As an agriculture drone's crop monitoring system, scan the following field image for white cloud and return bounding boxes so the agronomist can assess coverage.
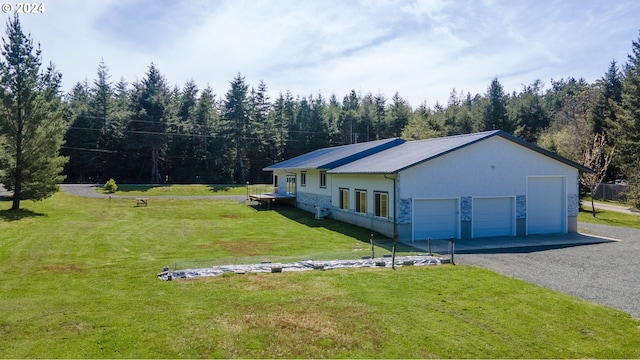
[8,0,640,106]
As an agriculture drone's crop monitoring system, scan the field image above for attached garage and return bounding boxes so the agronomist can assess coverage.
[527,176,566,234]
[267,130,590,242]
[472,197,515,238]
[413,198,459,240]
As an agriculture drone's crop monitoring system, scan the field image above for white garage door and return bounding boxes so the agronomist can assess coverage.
[473,197,514,238]
[413,199,458,240]
[527,177,566,234]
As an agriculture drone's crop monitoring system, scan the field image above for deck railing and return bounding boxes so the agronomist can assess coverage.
[247,184,276,199]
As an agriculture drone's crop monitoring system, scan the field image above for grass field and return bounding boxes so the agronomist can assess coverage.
[1,192,639,358]
[579,202,640,229]
[100,184,255,196]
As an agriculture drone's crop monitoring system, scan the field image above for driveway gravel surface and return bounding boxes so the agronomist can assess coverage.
[459,222,640,319]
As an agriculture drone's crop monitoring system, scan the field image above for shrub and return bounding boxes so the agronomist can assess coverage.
[627,183,640,209]
[104,178,118,193]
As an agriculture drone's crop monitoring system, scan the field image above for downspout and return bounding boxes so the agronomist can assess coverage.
[384,173,398,269]
[383,173,398,238]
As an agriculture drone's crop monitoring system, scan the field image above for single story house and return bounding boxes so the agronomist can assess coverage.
[263,130,591,242]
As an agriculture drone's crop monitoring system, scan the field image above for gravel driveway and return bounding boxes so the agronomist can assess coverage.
[459,222,640,319]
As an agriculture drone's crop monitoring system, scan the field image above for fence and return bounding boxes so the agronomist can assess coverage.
[163,234,454,278]
[593,184,629,202]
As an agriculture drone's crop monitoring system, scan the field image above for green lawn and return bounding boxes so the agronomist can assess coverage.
[579,203,640,229]
[100,184,256,196]
[1,193,639,358]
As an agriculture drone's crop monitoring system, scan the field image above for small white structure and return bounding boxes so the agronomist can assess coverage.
[264,130,591,242]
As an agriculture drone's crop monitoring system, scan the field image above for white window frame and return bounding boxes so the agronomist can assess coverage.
[355,189,367,214]
[300,171,306,187]
[374,191,388,218]
[339,188,349,210]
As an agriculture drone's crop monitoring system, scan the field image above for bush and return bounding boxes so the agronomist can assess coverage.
[627,184,640,209]
[104,178,118,193]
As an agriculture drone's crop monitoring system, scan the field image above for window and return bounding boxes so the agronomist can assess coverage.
[339,188,349,210]
[300,171,306,187]
[320,171,327,188]
[355,189,366,213]
[375,192,388,218]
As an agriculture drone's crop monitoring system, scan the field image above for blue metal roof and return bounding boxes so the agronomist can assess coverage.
[263,137,404,171]
[264,130,592,174]
[327,130,592,174]
[327,131,500,174]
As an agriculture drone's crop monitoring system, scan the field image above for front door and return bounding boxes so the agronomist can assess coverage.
[286,175,296,195]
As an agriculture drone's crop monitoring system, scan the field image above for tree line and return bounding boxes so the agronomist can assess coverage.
[2,12,640,210]
[62,66,417,185]
[63,37,640,190]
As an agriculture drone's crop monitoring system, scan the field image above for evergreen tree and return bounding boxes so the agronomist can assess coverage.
[222,73,250,183]
[62,81,97,182]
[129,63,171,183]
[268,93,287,163]
[168,80,198,182]
[459,92,483,134]
[194,86,220,183]
[289,95,312,155]
[247,80,271,182]
[0,15,67,210]
[307,94,329,149]
[340,90,361,144]
[401,102,441,140]
[104,78,131,181]
[483,78,513,132]
[359,93,376,142]
[323,94,342,145]
[373,93,387,139]
[385,92,411,137]
[511,80,550,143]
[588,61,624,181]
[90,60,118,181]
[590,61,623,137]
[619,32,640,184]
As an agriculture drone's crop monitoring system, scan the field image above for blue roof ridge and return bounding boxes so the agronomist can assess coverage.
[405,130,500,144]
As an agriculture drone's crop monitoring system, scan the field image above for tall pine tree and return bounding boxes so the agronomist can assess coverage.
[619,32,640,196]
[129,63,171,183]
[222,73,250,183]
[483,78,513,132]
[0,15,67,210]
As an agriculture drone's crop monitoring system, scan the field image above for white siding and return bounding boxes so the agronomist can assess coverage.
[330,174,395,219]
[298,169,332,197]
[398,136,578,199]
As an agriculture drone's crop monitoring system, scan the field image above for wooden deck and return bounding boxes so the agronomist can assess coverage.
[249,193,296,208]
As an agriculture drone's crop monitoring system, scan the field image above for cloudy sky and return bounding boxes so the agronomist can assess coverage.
[14,0,640,106]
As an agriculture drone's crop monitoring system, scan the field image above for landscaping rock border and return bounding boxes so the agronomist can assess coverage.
[159,255,444,280]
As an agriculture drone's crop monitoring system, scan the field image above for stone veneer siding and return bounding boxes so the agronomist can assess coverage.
[568,193,578,217]
[398,198,412,224]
